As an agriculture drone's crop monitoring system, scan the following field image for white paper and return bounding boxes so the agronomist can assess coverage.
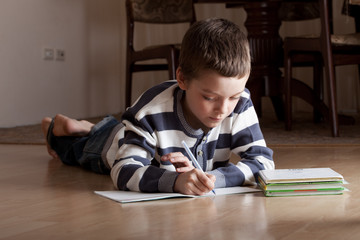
[95,186,261,203]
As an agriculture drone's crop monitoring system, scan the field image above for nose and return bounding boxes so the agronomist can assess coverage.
[215,99,227,115]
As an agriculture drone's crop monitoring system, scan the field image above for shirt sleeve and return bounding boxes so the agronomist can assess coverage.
[109,119,179,193]
[208,93,274,188]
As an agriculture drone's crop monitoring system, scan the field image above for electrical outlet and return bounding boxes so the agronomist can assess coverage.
[43,48,54,60]
[56,49,65,61]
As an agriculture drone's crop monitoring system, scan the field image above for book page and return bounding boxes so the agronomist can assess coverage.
[95,186,261,203]
[260,168,344,183]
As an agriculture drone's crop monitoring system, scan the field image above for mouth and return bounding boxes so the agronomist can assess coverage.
[209,117,222,122]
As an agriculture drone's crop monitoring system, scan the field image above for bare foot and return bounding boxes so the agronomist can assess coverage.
[41,117,60,159]
[52,114,94,137]
[41,114,94,159]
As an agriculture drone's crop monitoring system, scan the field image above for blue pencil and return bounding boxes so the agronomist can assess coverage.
[181,140,216,195]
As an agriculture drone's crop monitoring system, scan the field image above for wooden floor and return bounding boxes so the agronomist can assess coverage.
[1,144,360,240]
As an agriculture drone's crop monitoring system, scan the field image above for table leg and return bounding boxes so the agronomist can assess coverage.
[240,1,284,120]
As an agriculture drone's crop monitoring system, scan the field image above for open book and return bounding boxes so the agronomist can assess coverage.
[95,186,261,203]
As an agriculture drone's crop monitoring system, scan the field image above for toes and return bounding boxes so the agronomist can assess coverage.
[41,117,52,137]
[41,117,58,159]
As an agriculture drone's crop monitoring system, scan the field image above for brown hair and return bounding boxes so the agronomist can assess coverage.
[179,18,251,80]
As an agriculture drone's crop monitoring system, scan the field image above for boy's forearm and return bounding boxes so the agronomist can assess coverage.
[110,161,179,193]
[209,154,274,188]
[209,164,245,188]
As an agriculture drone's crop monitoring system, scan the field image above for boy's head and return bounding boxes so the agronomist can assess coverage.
[178,18,251,80]
[176,18,251,132]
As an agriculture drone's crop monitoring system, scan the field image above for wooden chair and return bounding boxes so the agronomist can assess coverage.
[125,0,196,107]
[283,0,360,137]
[342,0,360,32]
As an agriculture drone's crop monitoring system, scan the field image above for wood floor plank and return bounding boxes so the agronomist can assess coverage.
[1,144,359,239]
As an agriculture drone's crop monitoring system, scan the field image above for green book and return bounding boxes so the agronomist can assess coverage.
[259,168,344,184]
[258,168,345,197]
[258,176,343,191]
[262,188,344,197]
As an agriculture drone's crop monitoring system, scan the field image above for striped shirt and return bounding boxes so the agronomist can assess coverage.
[105,80,274,193]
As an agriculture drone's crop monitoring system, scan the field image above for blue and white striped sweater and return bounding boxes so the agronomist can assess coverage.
[106,80,274,193]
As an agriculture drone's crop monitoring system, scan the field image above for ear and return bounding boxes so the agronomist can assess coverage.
[176,67,187,90]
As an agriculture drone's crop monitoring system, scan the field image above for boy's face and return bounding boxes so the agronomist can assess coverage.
[177,69,249,132]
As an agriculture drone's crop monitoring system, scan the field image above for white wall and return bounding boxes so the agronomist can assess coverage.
[0,0,124,127]
[0,0,358,127]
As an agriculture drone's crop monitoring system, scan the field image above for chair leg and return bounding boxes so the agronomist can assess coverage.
[313,54,324,123]
[354,15,360,81]
[270,96,285,121]
[323,56,339,137]
[284,52,293,131]
[125,63,133,108]
[167,48,178,80]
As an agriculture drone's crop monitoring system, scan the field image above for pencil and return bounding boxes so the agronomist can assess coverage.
[181,140,216,195]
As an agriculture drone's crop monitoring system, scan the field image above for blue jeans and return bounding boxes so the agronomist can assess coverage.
[48,116,121,174]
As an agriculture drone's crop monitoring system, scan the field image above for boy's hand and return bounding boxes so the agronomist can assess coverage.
[173,169,216,195]
[161,152,194,173]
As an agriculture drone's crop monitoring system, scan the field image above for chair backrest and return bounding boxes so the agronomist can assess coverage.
[279,0,333,34]
[125,0,196,51]
[126,0,196,24]
[279,2,320,21]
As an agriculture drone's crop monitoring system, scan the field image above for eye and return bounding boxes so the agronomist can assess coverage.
[203,96,215,101]
[230,96,241,101]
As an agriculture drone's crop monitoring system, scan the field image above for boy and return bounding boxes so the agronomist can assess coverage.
[42,18,274,196]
